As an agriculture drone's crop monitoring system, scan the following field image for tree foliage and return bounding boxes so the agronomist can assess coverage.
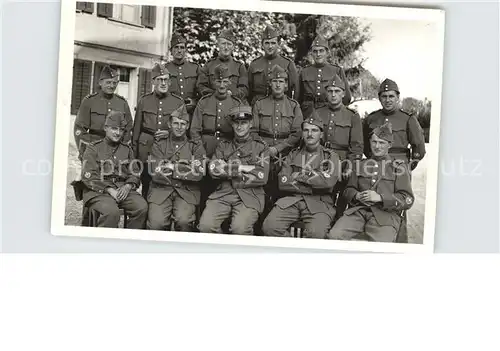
[402,97,432,142]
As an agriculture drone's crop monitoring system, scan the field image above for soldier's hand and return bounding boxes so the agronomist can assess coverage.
[269,147,278,157]
[154,130,169,141]
[359,190,382,204]
[341,168,352,181]
[291,172,300,180]
[227,90,232,95]
[116,184,132,202]
[410,160,419,171]
[106,187,119,202]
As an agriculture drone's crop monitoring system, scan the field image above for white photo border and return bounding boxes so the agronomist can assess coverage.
[51,0,445,253]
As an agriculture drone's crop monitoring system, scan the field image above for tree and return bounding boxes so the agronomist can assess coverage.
[402,97,432,142]
[350,67,380,100]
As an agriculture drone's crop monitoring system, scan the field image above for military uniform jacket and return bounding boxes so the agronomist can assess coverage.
[148,135,206,206]
[190,93,242,157]
[166,60,200,113]
[298,63,351,107]
[252,95,303,153]
[208,136,270,213]
[74,91,133,156]
[196,56,249,101]
[132,91,185,162]
[316,104,363,161]
[248,54,299,104]
[81,139,141,203]
[343,156,414,228]
[362,109,426,161]
[277,145,341,214]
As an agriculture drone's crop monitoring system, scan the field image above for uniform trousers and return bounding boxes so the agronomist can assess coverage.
[85,191,148,229]
[199,192,259,236]
[147,190,196,232]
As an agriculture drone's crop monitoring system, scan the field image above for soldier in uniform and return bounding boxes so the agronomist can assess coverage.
[74,65,133,160]
[362,78,426,170]
[252,64,303,205]
[248,25,299,105]
[146,105,206,232]
[298,36,351,117]
[80,110,148,229]
[315,74,363,220]
[262,112,341,239]
[165,34,201,126]
[196,29,249,102]
[198,106,270,236]
[132,62,185,198]
[328,122,414,242]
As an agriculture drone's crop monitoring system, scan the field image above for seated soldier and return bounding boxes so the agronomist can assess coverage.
[328,122,414,242]
[198,106,270,236]
[147,105,206,232]
[262,111,341,239]
[80,110,148,228]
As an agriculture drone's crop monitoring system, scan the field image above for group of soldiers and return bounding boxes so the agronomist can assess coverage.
[72,25,427,242]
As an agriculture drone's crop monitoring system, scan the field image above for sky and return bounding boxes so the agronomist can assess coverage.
[359,17,443,101]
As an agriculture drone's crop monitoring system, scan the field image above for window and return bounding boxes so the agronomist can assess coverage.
[113,4,141,24]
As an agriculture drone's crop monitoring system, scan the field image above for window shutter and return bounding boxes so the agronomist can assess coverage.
[137,68,152,100]
[97,3,113,18]
[71,59,92,115]
[77,2,94,14]
[76,2,86,11]
[141,6,156,29]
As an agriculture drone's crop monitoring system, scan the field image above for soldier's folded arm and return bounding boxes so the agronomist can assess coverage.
[208,145,235,179]
[81,144,114,193]
[277,154,310,194]
[148,143,172,186]
[171,142,207,182]
[380,163,415,212]
[295,153,341,191]
[240,148,270,188]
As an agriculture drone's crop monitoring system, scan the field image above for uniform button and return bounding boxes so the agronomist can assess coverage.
[158,122,162,125]
[179,67,182,69]
[318,75,321,77]
[159,101,162,104]
[372,179,376,183]
[180,86,183,88]
[218,109,221,112]
[218,124,221,127]
[329,127,332,130]
[276,110,279,112]
[330,121,333,124]
[175,145,179,148]
[219,102,222,105]
[276,117,279,120]
[180,79,183,82]
[319,69,322,72]
[108,108,111,111]
[275,124,278,126]
[373,171,377,175]
[317,93,320,96]
[159,108,162,111]
[317,86,320,89]
[181,92,184,95]
[374,164,378,167]
[317,80,320,83]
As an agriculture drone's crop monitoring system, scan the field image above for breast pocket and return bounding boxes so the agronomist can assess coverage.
[333,119,352,147]
[251,67,266,89]
[280,114,294,132]
[377,172,396,196]
[89,108,107,130]
[259,113,273,133]
[390,123,408,148]
[142,107,158,127]
[183,74,198,95]
[202,112,217,131]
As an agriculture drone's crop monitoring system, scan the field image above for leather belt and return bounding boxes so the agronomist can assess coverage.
[323,141,348,151]
[390,147,410,153]
[141,127,156,136]
[259,131,289,139]
[202,130,231,138]
[88,128,105,137]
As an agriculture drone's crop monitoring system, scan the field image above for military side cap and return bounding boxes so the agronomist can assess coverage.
[270,64,288,80]
[218,29,236,43]
[372,121,393,143]
[105,110,127,128]
[311,35,329,49]
[229,105,253,121]
[170,104,189,122]
[379,78,400,94]
[214,64,230,79]
[302,110,323,130]
[99,65,119,80]
[170,33,187,48]
[325,74,345,90]
[152,62,170,79]
[262,25,279,40]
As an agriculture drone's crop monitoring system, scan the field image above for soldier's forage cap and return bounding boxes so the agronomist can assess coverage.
[372,121,393,143]
[152,62,170,79]
[311,35,329,49]
[218,29,236,43]
[270,65,288,80]
[379,78,400,94]
[302,110,323,130]
[229,105,253,121]
[214,64,230,80]
[262,25,279,40]
[104,110,127,128]
[99,65,119,80]
[170,104,189,122]
[325,74,345,90]
[170,33,187,48]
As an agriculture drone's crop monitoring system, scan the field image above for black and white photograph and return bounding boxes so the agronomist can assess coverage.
[51,0,445,252]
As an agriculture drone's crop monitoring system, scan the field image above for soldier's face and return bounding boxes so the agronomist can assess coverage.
[326,86,345,105]
[218,38,234,58]
[370,134,391,157]
[263,38,279,57]
[302,123,322,146]
[172,44,186,60]
[311,46,328,64]
[232,119,252,138]
[169,116,188,138]
[154,74,170,94]
[215,78,231,95]
[99,77,119,94]
[271,78,287,96]
[104,125,124,143]
[379,91,399,112]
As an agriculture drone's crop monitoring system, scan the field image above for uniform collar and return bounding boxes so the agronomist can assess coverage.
[328,102,342,111]
[215,92,228,100]
[99,90,114,99]
[382,108,397,116]
[218,55,232,63]
[104,136,121,147]
[172,58,185,66]
[155,91,168,99]
[234,134,251,145]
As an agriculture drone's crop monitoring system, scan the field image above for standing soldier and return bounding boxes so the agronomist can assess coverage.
[252,64,303,205]
[165,34,201,128]
[315,74,363,220]
[328,122,414,242]
[198,106,270,236]
[196,29,249,102]
[80,110,148,229]
[74,65,133,160]
[146,105,206,232]
[262,112,341,239]
[298,35,351,117]
[132,62,185,198]
[248,25,299,105]
[362,78,426,170]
